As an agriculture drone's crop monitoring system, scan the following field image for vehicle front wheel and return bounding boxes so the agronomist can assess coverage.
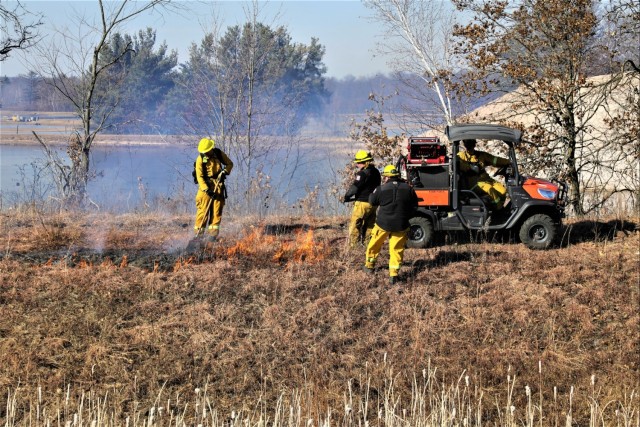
[406,216,434,249]
[519,214,558,250]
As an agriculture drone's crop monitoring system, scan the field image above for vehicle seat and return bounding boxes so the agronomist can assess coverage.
[459,190,493,209]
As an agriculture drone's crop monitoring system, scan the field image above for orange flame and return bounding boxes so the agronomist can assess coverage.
[173,256,194,272]
[100,258,115,269]
[226,228,277,258]
[273,229,327,265]
[77,259,93,269]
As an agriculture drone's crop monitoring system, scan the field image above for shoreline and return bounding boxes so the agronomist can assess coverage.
[0,132,353,148]
[0,112,353,148]
[0,132,189,147]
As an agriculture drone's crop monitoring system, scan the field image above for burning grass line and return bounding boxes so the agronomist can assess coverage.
[100,258,116,269]
[226,227,277,259]
[273,230,329,265]
[173,256,195,272]
[77,259,93,269]
[226,227,329,266]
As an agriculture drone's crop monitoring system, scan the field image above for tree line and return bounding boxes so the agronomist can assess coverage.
[1,57,435,135]
[1,26,328,136]
[0,0,637,215]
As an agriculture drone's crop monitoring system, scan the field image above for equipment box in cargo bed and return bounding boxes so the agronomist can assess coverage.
[407,136,448,165]
[403,136,450,207]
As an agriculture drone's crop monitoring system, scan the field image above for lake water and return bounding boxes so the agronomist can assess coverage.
[0,142,350,214]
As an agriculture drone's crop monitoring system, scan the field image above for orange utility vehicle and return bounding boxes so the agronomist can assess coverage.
[397,124,568,250]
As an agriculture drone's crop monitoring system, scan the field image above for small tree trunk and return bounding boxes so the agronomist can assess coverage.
[567,169,584,216]
[563,140,584,216]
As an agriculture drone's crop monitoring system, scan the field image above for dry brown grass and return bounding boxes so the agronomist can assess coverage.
[0,210,638,426]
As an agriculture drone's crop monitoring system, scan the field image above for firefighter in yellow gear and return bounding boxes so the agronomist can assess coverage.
[194,137,233,239]
[363,165,418,284]
[457,139,511,209]
[343,150,381,248]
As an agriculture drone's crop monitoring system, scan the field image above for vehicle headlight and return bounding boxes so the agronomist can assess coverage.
[537,188,556,199]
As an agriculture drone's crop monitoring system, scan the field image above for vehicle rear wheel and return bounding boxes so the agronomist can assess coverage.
[519,214,558,250]
[406,216,434,249]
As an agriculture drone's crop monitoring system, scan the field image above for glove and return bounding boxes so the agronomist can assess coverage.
[469,164,481,174]
[343,195,352,203]
[206,189,215,198]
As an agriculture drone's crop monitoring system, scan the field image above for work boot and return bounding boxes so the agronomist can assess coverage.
[389,276,399,285]
[362,265,375,275]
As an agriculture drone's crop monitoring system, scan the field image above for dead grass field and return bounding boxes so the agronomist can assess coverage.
[0,210,638,426]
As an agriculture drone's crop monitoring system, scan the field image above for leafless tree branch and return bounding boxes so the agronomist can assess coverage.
[0,1,42,61]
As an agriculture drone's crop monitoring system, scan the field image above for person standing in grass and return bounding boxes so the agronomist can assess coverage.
[194,137,233,240]
[363,164,418,284]
[343,150,381,248]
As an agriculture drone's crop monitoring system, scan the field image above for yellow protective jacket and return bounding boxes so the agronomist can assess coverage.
[196,148,234,193]
[457,149,509,187]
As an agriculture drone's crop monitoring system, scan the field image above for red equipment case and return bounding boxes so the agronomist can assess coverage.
[407,136,447,165]
[406,136,450,207]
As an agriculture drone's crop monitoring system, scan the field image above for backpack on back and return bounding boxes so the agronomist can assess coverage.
[192,148,223,184]
[192,155,203,184]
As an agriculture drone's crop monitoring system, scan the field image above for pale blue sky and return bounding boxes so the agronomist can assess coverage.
[0,1,393,79]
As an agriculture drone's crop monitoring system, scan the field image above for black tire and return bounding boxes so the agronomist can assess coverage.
[406,216,434,249]
[519,214,558,250]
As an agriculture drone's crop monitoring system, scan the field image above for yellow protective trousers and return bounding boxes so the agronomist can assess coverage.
[194,189,225,237]
[365,224,409,277]
[473,179,507,209]
[348,201,376,247]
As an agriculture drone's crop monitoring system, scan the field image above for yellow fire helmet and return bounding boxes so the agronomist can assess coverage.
[198,138,215,154]
[382,164,400,177]
[353,150,373,163]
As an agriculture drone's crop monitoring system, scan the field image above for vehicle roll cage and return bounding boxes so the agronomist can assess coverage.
[445,124,522,209]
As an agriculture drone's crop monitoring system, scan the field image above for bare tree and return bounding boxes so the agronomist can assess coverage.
[0,1,42,61]
[596,62,640,211]
[27,0,180,206]
[606,0,640,67]
[349,92,404,166]
[574,0,639,212]
[453,0,636,215]
[363,0,460,127]
[341,92,405,197]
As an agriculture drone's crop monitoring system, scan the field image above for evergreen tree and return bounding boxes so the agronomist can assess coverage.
[168,22,327,138]
[97,28,178,133]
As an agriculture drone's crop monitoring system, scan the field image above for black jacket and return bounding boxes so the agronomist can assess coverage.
[369,178,418,232]
[344,164,381,202]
